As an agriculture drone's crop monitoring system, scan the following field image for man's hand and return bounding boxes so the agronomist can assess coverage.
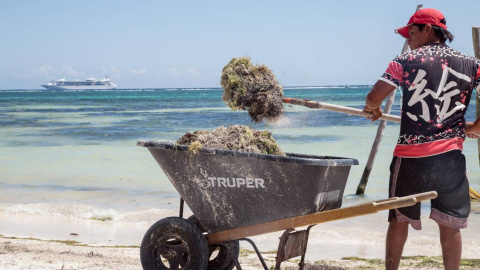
[364,80,396,122]
[364,106,383,122]
[466,121,480,139]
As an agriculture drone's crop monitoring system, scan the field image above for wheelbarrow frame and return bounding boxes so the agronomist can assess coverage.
[138,140,438,269]
[182,191,436,269]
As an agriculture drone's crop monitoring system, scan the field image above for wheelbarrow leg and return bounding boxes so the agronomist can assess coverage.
[179,197,184,218]
[234,258,242,270]
[275,226,314,270]
[238,238,269,270]
[299,225,315,270]
[275,229,294,270]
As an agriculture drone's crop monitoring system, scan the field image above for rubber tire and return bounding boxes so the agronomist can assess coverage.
[187,216,240,270]
[206,240,240,270]
[140,217,208,270]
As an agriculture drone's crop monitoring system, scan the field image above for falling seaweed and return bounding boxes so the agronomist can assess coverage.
[221,57,284,123]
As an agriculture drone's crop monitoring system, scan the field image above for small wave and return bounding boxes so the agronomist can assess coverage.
[3,203,118,221]
[0,89,45,92]
[0,203,179,224]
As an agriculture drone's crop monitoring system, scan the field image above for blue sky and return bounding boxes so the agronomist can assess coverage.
[1,0,479,89]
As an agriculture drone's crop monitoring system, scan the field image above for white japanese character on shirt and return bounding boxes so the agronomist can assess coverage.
[406,67,469,123]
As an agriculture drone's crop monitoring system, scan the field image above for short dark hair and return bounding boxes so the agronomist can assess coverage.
[413,21,454,43]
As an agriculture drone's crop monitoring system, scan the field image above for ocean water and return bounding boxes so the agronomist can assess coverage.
[0,87,479,260]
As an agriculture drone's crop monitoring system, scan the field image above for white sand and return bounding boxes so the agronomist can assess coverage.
[1,202,478,269]
[0,236,315,270]
[4,235,478,270]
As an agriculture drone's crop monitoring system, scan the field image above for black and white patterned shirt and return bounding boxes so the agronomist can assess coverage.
[381,43,480,157]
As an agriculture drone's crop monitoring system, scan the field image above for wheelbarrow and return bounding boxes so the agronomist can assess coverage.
[137,140,437,270]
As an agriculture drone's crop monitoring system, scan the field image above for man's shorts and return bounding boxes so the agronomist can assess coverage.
[388,150,470,230]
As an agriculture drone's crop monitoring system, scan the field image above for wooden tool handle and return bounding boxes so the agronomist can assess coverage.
[206,191,437,244]
[372,191,438,211]
[283,97,401,123]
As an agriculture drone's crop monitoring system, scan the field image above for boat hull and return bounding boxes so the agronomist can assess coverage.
[41,84,116,90]
[41,76,117,90]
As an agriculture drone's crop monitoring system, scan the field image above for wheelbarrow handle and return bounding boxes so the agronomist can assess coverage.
[206,191,437,244]
[372,191,438,211]
[283,97,402,123]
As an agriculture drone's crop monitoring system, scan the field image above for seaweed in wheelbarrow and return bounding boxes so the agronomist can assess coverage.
[176,125,285,156]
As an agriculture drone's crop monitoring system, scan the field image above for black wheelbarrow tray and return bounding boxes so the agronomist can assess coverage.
[137,140,437,270]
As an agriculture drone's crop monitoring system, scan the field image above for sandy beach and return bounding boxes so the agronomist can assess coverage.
[0,235,323,270]
[1,234,479,270]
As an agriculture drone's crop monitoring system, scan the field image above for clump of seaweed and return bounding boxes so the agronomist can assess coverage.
[177,125,285,156]
[221,57,284,123]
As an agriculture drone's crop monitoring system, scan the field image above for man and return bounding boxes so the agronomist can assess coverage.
[363,8,480,270]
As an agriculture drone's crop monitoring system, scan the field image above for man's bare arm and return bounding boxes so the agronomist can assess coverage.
[364,80,397,121]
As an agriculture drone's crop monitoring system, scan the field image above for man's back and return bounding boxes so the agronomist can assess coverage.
[381,43,480,157]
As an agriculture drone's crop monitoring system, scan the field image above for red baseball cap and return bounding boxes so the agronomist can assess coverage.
[395,8,447,38]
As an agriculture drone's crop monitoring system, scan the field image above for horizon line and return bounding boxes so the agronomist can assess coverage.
[0,84,374,91]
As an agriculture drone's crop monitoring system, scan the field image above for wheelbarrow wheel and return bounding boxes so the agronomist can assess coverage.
[187,215,240,270]
[206,240,240,270]
[140,217,208,270]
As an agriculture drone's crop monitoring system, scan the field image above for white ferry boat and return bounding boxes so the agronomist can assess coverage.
[41,76,117,90]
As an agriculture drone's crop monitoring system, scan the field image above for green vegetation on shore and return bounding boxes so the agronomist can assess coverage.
[301,256,480,270]
[0,235,138,248]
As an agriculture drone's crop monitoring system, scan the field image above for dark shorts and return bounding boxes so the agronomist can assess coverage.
[388,150,470,230]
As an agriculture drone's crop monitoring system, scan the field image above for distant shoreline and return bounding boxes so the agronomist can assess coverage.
[0,85,374,91]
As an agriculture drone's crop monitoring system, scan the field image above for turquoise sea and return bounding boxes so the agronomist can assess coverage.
[1,87,479,260]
